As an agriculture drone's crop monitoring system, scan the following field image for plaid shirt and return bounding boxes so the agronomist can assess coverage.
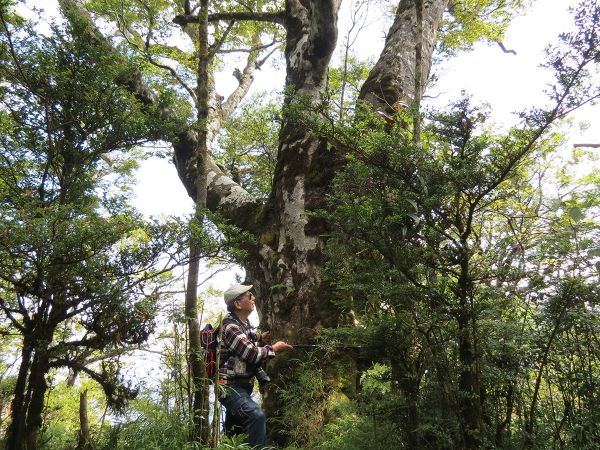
[219,313,274,385]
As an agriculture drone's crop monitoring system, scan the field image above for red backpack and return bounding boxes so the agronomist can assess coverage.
[200,318,233,379]
[200,324,219,378]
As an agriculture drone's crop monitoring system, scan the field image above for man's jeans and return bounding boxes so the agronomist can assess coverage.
[220,383,266,449]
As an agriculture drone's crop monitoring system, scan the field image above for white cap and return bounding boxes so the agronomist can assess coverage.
[224,284,253,305]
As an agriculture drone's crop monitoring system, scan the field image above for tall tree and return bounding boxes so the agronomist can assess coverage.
[0,9,185,449]
[184,0,211,443]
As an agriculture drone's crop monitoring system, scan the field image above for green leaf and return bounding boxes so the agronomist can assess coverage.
[568,206,585,222]
[407,199,418,212]
[407,213,420,226]
[588,248,600,258]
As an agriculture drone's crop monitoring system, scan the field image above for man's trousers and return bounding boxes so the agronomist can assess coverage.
[220,383,266,449]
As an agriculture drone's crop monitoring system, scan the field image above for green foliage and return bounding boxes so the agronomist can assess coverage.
[319,410,402,450]
[0,5,187,444]
[36,380,107,450]
[320,93,600,446]
[440,0,531,54]
[309,364,403,450]
[216,95,280,199]
[90,394,254,449]
[1,0,597,448]
[314,6,600,444]
[105,396,193,449]
[276,356,330,448]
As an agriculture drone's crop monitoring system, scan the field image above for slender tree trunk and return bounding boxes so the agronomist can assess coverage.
[457,309,481,449]
[457,256,481,450]
[5,339,33,450]
[496,383,515,446]
[185,0,210,444]
[400,375,422,449]
[523,292,570,449]
[185,166,209,444]
[76,390,93,450]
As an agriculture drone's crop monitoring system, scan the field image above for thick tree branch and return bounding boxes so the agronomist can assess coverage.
[112,19,198,104]
[0,9,43,101]
[283,0,341,97]
[209,20,235,58]
[174,131,261,233]
[147,57,197,103]
[173,11,286,27]
[359,0,449,120]
[0,301,26,332]
[216,37,281,55]
[218,34,263,125]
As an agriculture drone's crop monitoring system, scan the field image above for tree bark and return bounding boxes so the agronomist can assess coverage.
[76,390,93,450]
[24,351,49,450]
[19,318,56,450]
[256,0,343,340]
[5,339,33,450]
[6,319,55,450]
[358,0,448,119]
[185,0,210,444]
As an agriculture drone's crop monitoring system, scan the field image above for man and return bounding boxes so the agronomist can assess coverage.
[219,283,293,449]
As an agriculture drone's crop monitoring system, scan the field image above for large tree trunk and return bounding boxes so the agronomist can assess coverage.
[251,0,450,335]
[359,0,448,118]
[256,0,343,341]
[15,320,55,450]
[23,350,49,450]
[6,311,61,450]
[247,2,344,441]
[6,327,53,450]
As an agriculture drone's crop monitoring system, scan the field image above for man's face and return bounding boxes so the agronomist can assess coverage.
[235,291,255,314]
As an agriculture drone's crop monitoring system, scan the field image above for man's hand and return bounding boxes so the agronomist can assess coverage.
[272,341,293,354]
[260,331,271,344]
